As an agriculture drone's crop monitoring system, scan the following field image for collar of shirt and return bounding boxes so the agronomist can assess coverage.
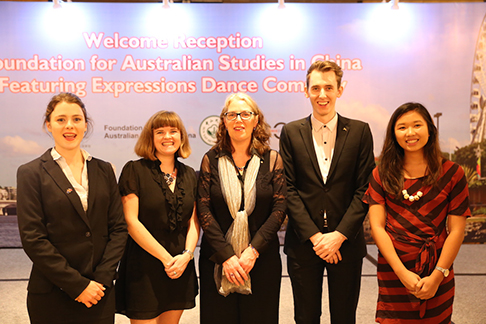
[51,148,91,212]
[311,113,337,184]
[311,112,338,133]
[51,148,93,162]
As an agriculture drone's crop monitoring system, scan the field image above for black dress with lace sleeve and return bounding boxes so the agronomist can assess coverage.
[196,148,286,324]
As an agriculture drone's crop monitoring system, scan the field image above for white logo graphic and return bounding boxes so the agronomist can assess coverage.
[199,115,220,146]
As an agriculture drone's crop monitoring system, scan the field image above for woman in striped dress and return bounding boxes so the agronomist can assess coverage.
[364,102,470,323]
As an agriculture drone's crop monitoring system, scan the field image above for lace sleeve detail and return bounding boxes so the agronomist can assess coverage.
[197,154,213,230]
[197,153,236,263]
[251,150,287,253]
[271,151,287,226]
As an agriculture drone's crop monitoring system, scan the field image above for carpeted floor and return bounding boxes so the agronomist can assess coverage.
[0,216,21,248]
[2,216,486,323]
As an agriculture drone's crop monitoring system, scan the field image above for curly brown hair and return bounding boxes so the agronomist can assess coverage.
[213,93,271,156]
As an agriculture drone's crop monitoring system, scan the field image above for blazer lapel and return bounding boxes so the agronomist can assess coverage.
[41,150,90,227]
[86,159,98,222]
[328,115,350,180]
[299,115,325,186]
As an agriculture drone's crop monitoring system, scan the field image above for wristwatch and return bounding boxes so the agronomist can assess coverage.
[435,266,450,278]
[183,249,194,260]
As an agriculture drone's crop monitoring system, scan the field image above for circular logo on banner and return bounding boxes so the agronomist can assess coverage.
[272,122,286,140]
[199,115,220,146]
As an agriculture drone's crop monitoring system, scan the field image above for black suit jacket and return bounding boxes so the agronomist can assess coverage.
[280,114,374,263]
[17,149,127,300]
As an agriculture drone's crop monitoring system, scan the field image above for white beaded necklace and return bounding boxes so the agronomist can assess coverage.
[402,189,423,202]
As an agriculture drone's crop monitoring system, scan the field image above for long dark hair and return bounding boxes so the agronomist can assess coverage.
[379,102,443,196]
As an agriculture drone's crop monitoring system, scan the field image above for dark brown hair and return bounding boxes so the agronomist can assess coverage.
[135,110,191,160]
[213,93,271,156]
[379,102,443,196]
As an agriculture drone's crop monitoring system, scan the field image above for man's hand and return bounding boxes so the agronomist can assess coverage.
[311,231,346,262]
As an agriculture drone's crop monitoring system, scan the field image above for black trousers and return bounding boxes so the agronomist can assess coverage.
[27,285,115,324]
[287,255,363,324]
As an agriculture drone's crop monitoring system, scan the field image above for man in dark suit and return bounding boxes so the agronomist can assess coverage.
[279,60,375,324]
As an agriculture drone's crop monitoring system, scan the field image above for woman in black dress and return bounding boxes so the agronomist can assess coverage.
[197,93,286,324]
[116,111,199,324]
[17,93,127,324]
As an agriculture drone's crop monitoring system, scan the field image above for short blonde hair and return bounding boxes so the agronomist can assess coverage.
[135,111,191,160]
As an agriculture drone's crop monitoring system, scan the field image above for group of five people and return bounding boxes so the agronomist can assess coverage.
[17,60,470,324]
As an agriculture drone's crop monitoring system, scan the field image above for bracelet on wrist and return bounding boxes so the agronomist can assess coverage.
[183,249,194,260]
[249,244,259,258]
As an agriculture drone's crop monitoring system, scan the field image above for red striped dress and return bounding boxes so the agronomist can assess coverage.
[363,160,470,324]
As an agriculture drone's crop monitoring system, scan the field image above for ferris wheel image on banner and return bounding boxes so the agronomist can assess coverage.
[470,13,486,144]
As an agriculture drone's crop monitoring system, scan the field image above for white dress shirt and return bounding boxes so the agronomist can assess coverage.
[51,148,92,212]
[311,113,338,184]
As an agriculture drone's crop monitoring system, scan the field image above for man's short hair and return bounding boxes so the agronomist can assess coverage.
[306,60,343,89]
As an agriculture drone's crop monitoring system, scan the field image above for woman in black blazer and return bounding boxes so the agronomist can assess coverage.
[16,93,127,324]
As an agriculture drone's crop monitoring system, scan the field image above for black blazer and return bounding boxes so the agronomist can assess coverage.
[17,149,127,300]
[279,114,375,263]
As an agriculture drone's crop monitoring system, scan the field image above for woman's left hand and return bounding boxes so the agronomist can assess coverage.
[413,275,442,300]
[238,246,258,273]
[223,255,248,285]
[165,253,191,280]
[75,281,105,308]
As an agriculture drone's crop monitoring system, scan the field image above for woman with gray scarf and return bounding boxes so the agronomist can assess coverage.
[197,93,286,324]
